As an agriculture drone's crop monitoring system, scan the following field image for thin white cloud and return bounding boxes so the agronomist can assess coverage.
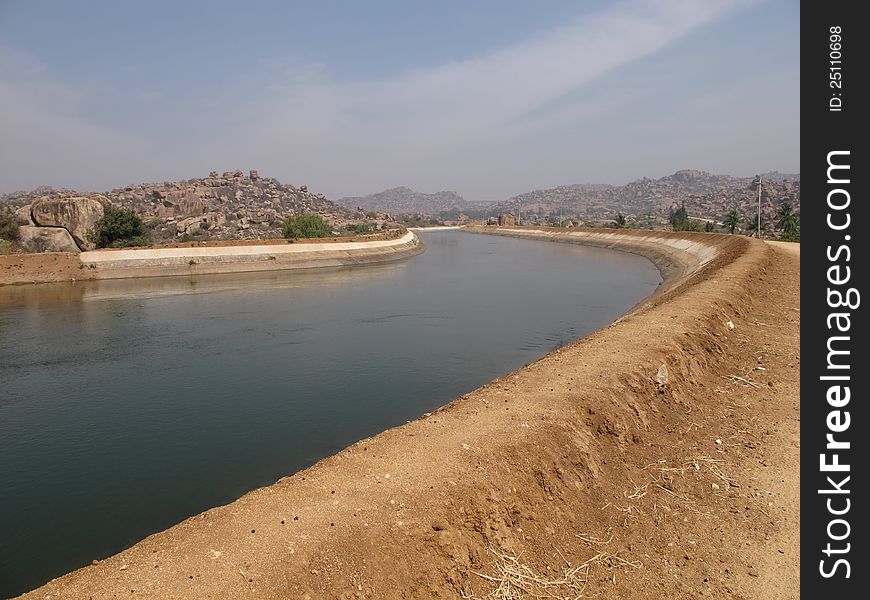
[258,1,743,134]
[220,0,754,194]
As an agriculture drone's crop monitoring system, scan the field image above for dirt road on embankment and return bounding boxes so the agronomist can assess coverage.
[21,228,799,599]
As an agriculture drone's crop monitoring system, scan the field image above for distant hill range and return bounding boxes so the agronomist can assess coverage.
[2,170,360,242]
[337,187,488,216]
[4,169,801,239]
[488,169,800,228]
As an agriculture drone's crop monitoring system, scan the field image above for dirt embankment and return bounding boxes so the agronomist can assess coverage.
[0,231,421,286]
[20,228,800,599]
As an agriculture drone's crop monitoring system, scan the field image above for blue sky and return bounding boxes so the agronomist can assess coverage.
[0,0,799,201]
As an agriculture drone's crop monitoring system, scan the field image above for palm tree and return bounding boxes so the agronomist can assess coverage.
[723,209,740,234]
[610,213,628,228]
[747,213,770,237]
[776,201,799,238]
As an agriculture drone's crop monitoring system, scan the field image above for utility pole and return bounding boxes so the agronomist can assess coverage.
[756,175,762,239]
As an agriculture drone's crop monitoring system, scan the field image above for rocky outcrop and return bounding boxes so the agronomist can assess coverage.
[14,205,34,226]
[17,225,80,253]
[1,171,394,248]
[31,196,104,251]
[497,213,517,226]
[106,171,350,242]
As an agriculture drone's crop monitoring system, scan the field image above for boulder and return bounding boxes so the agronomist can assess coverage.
[155,204,176,218]
[15,204,35,226]
[18,225,80,253]
[175,215,206,235]
[31,196,104,250]
[498,213,517,226]
[203,212,226,229]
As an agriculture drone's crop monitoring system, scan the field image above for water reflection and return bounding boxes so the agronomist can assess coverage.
[0,261,408,309]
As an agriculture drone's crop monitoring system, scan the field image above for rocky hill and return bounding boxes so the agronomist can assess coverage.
[2,170,369,247]
[489,170,800,228]
[337,187,477,215]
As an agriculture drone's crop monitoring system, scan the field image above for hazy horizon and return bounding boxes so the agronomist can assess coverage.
[0,0,799,202]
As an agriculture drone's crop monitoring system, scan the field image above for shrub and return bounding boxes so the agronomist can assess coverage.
[609,213,628,228]
[109,234,152,248]
[88,205,150,248]
[282,214,330,239]
[346,223,372,234]
[0,204,18,241]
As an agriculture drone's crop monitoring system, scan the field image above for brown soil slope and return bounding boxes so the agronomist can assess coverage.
[0,252,99,286]
[21,229,799,599]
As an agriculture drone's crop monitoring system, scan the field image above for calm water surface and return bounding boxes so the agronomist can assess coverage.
[0,231,660,596]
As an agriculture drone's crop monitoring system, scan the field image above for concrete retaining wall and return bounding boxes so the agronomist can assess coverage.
[78,231,422,280]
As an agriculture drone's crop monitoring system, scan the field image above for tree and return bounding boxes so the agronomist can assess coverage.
[88,205,150,248]
[669,202,689,231]
[282,214,331,239]
[776,201,800,240]
[746,213,770,237]
[704,221,715,233]
[683,219,704,232]
[723,209,740,234]
[0,204,18,241]
[780,218,800,242]
[609,213,628,228]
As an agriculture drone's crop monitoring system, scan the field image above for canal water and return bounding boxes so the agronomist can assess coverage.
[0,231,660,596]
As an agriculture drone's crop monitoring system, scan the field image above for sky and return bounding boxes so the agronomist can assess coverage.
[0,0,799,202]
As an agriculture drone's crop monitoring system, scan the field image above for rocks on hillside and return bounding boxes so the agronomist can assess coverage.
[14,205,35,226]
[31,196,105,251]
[106,170,349,242]
[2,171,398,252]
[490,171,800,229]
[17,225,81,253]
